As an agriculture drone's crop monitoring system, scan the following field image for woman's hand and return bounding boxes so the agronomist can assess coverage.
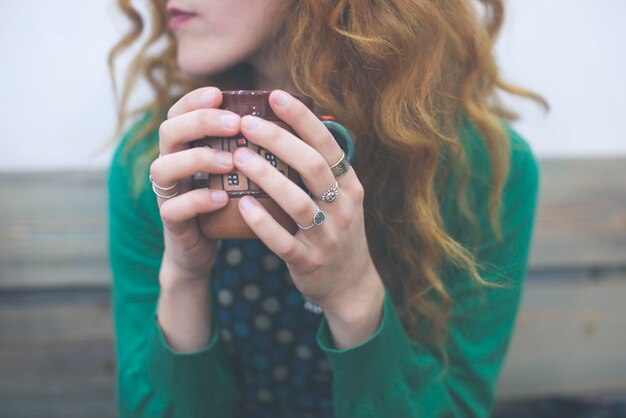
[150,87,241,284]
[234,90,385,349]
[151,87,243,352]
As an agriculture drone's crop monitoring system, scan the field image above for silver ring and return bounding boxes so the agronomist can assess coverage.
[149,175,181,199]
[297,205,326,230]
[329,151,350,179]
[149,175,180,191]
[318,181,339,203]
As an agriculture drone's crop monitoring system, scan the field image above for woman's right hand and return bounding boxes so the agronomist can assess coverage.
[149,87,241,285]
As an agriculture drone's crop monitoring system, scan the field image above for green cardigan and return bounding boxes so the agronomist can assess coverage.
[109,117,539,417]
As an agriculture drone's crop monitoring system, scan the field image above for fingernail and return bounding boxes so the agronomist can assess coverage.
[239,196,256,211]
[274,91,290,107]
[201,89,215,105]
[243,116,261,130]
[214,151,233,166]
[236,148,255,163]
[220,114,239,129]
[211,190,227,203]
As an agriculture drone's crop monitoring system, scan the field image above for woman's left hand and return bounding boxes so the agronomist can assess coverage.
[233,90,385,349]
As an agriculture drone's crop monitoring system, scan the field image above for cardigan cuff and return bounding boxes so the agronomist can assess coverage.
[147,315,232,401]
[316,289,416,400]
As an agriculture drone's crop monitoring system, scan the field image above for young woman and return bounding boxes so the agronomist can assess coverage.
[108,1,545,416]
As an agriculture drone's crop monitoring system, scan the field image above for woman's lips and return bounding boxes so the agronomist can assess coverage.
[167,8,197,29]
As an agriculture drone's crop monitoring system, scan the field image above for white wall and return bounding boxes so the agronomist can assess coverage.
[497,0,626,158]
[1,0,625,172]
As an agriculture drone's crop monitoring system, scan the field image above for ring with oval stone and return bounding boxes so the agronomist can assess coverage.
[297,205,326,231]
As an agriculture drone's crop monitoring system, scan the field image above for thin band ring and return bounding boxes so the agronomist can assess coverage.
[297,205,326,231]
[318,181,339,203]
[152,182,181,199]
[149,175,180,191]
[329,151,350,179]
[150,175,182,199]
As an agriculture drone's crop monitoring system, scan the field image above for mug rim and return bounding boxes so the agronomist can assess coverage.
[219,90,314,118]
[221,89,312,102]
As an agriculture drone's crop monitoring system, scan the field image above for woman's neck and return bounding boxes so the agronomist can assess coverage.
[248,44,295,92]
[203,48,296,93]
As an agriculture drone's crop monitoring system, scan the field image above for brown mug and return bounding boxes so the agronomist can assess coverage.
[192,90,354,239]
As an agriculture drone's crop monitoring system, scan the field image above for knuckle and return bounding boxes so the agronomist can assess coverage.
[321,133,338,155]
[291,99,309,120]
[324,231,339,248]
[246,209,264,228]
[200,146,216,167]
[189,190,201,207]
[159,201,175,224]
[308,156,328,178]
[167,93,190,119]
[292,199,313,220]
[254,156,273,176]
[278,241,298,260]
[158,120,170,145]
[149,159,163,180]
[307,252,323,270]
[190,148,206,170]
[268,123,283,143]
[351,182,365,205]
[335,211,352,230]
[198,108,211,127]
[253,121,281,147]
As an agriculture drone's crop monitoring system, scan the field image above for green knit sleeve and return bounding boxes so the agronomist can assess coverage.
[108,117,236,417]
[317,125,539,417]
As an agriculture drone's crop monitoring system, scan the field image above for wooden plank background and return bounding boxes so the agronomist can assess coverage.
[496,273,626,399]
[0,290,114,417]
[0,171,109,289]
[529,158,626,271]
[0,157,625,415]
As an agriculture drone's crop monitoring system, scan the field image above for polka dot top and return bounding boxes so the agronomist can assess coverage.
[211,239,334,418]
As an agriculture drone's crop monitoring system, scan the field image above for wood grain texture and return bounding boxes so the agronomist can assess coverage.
[0,295,115,417]
[496,273,626,399]
[531,158,626,271]
[0,171,110,289]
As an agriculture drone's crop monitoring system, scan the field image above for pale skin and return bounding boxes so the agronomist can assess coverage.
[151,0,385,352]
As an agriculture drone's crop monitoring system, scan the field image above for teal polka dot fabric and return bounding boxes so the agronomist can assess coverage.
[212,239,334,417]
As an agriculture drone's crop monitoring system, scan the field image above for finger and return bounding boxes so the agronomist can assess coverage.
[159,188,229,233]
[233,147,321,228]
[268,90,343,166]
[159,108,241,155]
[240,115,336,198]
[150,147,234,188]
[238,196,308,264]
[167,87,223,119]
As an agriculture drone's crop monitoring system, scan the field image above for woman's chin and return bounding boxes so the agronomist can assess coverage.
[176,54,233,78]
[177,62,220,77]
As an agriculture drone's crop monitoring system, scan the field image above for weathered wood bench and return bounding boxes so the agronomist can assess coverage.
[1,157,625,416]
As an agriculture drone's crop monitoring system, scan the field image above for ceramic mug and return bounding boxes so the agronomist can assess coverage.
[192,90,354,239]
